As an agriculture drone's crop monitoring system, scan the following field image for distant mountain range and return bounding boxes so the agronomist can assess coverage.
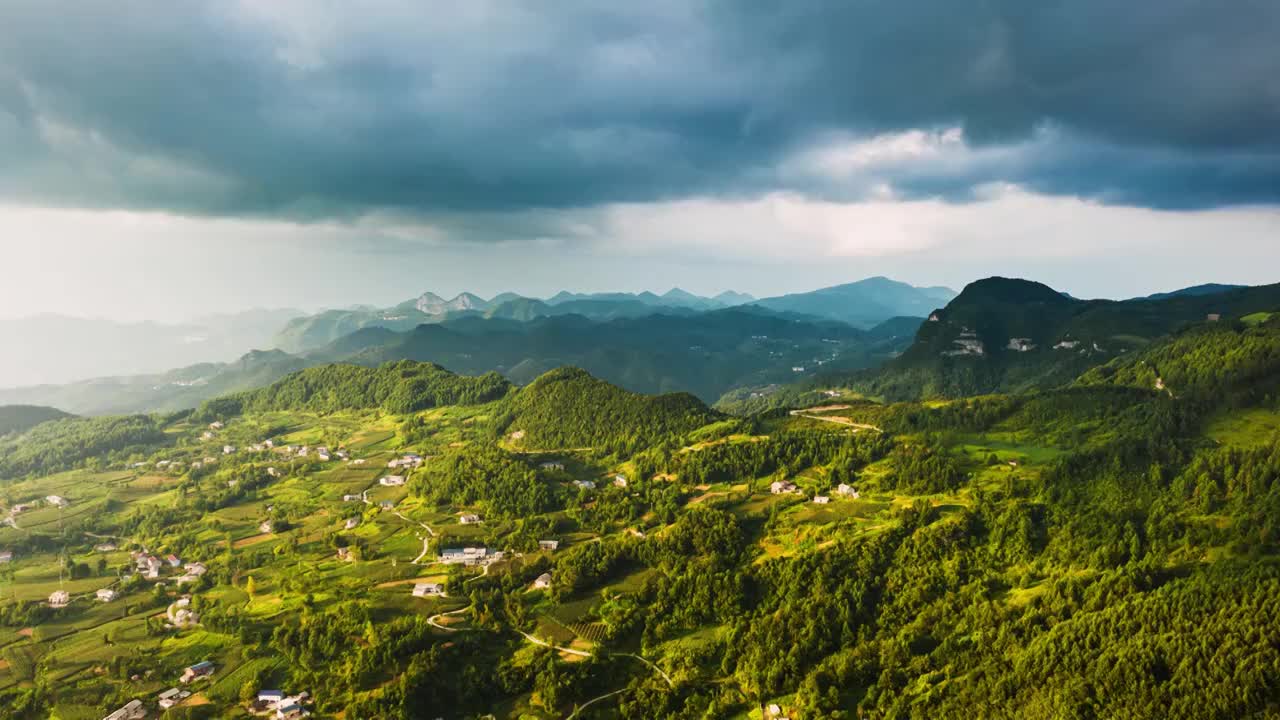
[276,288,763,352]
[0,307,921,415]
[1135,283,1247,301]
[7,276,1264,417]
[413,287,751,316]
[274,279,955,352]
[746,276,957,327]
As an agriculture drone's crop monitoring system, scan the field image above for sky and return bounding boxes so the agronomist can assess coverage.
[1,1,1278,321]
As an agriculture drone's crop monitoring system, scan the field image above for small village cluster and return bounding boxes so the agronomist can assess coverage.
[2,493,68,530]
[8,409,862,718]
[129,549,207,583]
[769,479,860,503]
[101,661,311,719]
[387,452,425,469]
[42,551,211,608]
[202,421,357,465]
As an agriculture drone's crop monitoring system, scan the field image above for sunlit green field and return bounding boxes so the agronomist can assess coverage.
[0,401,924,715]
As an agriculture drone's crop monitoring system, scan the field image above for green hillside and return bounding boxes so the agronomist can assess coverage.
[848,277,1280,400]
[498,367,717,454]
[0,405,73,436]
[0,414,168,479]
[1,308,911,416]
[199,360,512,418]
[273,307,435,353]
[1,342,1280,718]
[1077,314,1280,405]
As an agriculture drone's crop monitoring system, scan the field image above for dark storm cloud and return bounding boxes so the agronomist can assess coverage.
[0,0,1276,220]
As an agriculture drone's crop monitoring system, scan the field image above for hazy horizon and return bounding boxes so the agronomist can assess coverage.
[1,266,1275,325]
[3,3,1277,323]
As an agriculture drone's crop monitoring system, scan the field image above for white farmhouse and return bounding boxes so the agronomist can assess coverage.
[103,698,146,720]
[412,582,445,597]
[770,480,797,495]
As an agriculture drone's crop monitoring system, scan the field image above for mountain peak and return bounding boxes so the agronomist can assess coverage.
[749,277,959,328]
[952,277,1071,306]
[662,288,700,302]
[415,291,491,315]
[1137,283,1247,301]
[713,290,755,305]
[451,292,486,309]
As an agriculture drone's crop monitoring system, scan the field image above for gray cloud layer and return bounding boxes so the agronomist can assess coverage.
[1,0,1277,220]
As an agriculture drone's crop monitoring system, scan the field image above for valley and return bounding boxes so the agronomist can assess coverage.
[0,292,1278,718]
[0,306,924,417]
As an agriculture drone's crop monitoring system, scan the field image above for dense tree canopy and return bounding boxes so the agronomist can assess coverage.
[496,367,718,455]
[0,414,166,479]
[198,360,511,418]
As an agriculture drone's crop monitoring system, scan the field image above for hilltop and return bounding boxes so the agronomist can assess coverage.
[745,276,956,328]
[0,405,73,436]
[498,367,717,453]
[844,277,1280,400]
[199,360,512,419]
[1136,282,1247,301]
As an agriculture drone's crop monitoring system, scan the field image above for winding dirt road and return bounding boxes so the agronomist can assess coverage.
[426,606,469,632]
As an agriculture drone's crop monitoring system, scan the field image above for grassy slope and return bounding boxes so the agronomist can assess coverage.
[2,352,1280,717]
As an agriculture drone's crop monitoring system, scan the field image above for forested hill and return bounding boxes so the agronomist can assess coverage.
[198,360,512,418]
[0,405,73,436]
[339,307,887,401]
[847,277,1280,400]
[1077,311,1280,408]
[4,307,1280,716]
[0,414,166,480]
[0,306,912,416]
[497,367,718,454]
